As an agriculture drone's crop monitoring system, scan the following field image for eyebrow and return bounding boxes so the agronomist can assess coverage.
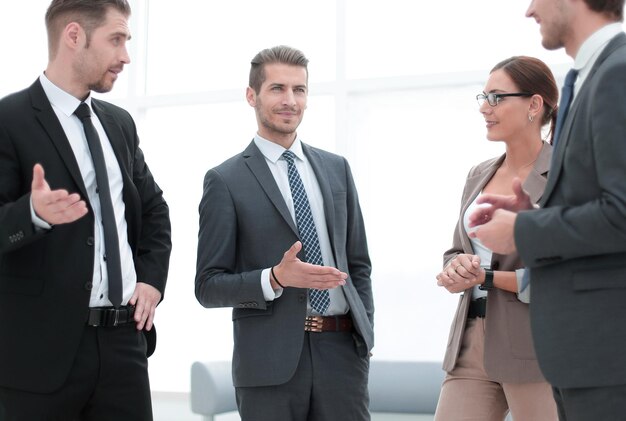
[111,31,132,41]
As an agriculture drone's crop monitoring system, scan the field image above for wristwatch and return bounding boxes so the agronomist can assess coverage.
[478,269,494,291]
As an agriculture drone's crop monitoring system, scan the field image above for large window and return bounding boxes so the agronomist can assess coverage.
[3,1,607,392]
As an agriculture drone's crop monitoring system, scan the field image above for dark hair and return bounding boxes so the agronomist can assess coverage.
[45,0,131,59]
[491,56,559,144]
[583,0,624,21]
[249,45,309,94]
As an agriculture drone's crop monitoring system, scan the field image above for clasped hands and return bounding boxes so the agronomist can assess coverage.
[270,241,347,290]
[436,254,484,293]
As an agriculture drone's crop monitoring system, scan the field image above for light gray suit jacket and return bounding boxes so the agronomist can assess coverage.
[516,33,626,388]
[442,142,551,383]
[195,141,374,388]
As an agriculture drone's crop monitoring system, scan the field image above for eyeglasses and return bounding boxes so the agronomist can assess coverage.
[476,92,533,107]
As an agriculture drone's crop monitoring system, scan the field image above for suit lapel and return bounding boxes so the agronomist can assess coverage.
[30,80,88,199]
[91,99,130,176]
[522,141,552,204]
[243,141,299,236]
[542,33,626,204]
[302,143,336,255]
[458,156,502,253]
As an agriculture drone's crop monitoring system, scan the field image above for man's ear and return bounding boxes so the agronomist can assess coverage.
[63,22,84,50]
[246,86,256,107]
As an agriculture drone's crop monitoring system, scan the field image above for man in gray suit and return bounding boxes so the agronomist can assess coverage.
[468,0,626,420]
[195,45,374,421]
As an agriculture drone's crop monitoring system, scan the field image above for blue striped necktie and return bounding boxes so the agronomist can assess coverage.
[282,151,330,314]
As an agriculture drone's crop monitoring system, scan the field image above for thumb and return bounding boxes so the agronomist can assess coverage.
[284,241,303,260]
[31,164,47,191]
[472,255,481,267]
[512,177,528,200]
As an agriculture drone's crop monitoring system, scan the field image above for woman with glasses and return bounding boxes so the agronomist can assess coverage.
[434,56,559,421]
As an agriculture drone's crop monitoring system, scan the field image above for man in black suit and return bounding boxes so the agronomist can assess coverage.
[0,1,171,419]
[469,0,626,419]
[195,45,374,420]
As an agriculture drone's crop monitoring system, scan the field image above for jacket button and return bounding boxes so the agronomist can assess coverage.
[86,237,94,246]
[85,282,93,291]
[298,294,306,303]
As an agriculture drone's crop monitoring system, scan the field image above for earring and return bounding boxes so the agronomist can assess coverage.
[528,114,534,122]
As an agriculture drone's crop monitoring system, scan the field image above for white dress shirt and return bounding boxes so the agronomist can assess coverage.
[572,23,623,99]
[253,135,349,316]
[34,74,137,307]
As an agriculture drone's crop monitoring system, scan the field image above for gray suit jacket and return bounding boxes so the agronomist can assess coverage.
[442,142,551,383]
[195,141,374,388]
[516,33,626,388]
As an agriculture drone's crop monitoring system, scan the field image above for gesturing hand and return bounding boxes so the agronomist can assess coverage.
[469,177,532,228]
[272,241,348,290]
[31,164,88,225]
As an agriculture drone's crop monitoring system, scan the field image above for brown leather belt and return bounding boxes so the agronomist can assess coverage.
[304,315,353,333]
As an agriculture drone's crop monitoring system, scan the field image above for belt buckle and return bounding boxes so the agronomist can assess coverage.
[113,309,120,327]
[305,316,324,333]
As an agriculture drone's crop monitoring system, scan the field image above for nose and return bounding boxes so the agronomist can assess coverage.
[282,90,296,106]
[479,100,491,115]
[525,0,535,18]
[120,45,131,65]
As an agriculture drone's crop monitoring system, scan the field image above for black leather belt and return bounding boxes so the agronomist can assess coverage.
[468,298,487,319]
[87,305,135,327]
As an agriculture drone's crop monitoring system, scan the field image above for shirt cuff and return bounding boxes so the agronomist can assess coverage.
[30,196,52,230]
[516,268,530,304]
[261,268,283,301]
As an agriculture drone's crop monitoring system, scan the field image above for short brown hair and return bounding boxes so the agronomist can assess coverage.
[491,56,559,143]
[583,0,624,21]
[249,45,309,94]
[45,0,131,59]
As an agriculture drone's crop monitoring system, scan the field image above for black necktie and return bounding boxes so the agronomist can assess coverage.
[553,68,579,150]
[282,151,330,314]
[74,103,123,307]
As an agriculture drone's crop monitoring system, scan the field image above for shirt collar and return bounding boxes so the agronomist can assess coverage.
[574,23,623,71]
[39,73,92,117]
[253,134,305,164]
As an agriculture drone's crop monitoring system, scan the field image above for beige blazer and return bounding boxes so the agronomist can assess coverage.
[441,141,551,383]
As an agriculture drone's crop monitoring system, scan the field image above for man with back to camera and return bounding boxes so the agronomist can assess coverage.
[195,45,374,421]
[0,0,171,419]
[468,0,626,419]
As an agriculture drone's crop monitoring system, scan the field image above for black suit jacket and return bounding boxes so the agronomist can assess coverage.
[516,33,626,388]
[0,79,171,393]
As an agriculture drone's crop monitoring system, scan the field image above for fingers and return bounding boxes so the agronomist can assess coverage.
[439,254,480,288]
[31,164,88,225]
[304,265,347,290]
[130,283,161,331]
[467,204,493,228]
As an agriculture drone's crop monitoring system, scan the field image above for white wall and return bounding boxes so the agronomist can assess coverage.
[1,0,599,393]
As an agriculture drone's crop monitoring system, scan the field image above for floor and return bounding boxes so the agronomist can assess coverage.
[152,392,434,421]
